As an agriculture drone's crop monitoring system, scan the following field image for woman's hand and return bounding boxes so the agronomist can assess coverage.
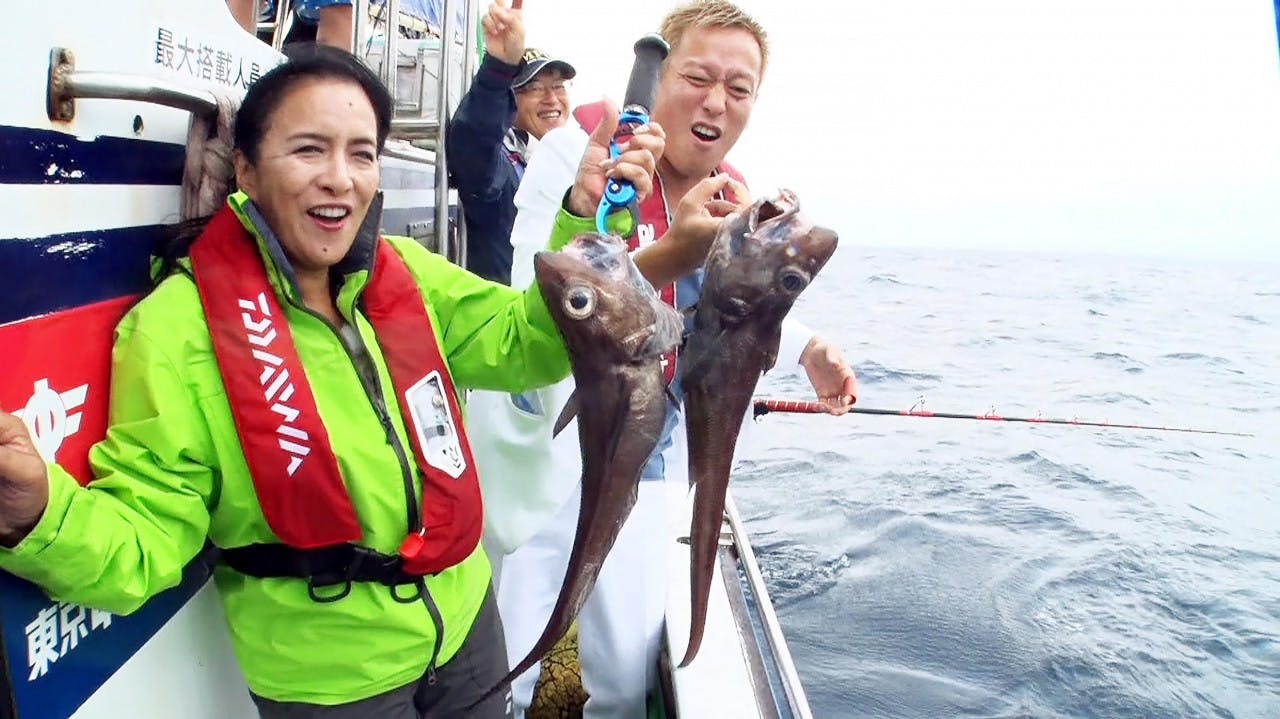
[0,411,50,547]
[566,101,666,219]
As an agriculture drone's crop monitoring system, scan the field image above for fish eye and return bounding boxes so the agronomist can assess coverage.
[563,285,597,319]
[778,268,809,293]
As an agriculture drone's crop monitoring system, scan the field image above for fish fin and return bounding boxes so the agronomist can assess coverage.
[760,331,780,373]
[678,328,728,386]
[552,390,580,438]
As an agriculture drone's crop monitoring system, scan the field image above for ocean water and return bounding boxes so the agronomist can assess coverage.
[732,246,1280,719]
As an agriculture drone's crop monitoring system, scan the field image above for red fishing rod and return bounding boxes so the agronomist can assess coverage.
[752,398,1253,437]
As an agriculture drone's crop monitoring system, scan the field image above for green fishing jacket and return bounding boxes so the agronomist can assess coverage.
[0,193,597,704]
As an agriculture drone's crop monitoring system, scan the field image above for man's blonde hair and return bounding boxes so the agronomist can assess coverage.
[659,0,769,75]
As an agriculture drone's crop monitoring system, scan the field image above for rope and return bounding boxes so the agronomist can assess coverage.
[181,93,240,220]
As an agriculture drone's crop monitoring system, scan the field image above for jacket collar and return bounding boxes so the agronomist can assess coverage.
[225,190,385,306]
[504,128,531,165]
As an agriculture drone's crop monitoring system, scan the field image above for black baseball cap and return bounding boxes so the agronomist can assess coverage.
[512,48,577,89]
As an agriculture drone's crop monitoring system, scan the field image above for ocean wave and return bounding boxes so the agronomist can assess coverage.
[1009,450,1148,504]
[746,247,1280,719]
[1090,351,1146,366]
[1156,448,1204,461]
[1070,392,1152,406]
[754,542,850,608]
[856,359,943,385]
[866,273,901,285]
[1081,290,1133,304]
[982,494,1098,541]
[1161,352,1233,366]
[1227,405,1263,413]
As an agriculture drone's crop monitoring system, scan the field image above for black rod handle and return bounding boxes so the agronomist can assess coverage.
[622,34,670,116]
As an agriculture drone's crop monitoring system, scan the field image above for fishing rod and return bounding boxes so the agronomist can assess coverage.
[752,398,1254,437]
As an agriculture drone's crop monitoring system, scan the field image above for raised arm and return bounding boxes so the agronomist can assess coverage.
[445,1,524,196]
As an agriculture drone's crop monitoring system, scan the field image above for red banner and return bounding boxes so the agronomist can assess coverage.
[0,297,137,485]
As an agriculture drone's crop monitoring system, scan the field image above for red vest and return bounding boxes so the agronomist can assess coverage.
[572,101,748,383]
[188,205,481,575]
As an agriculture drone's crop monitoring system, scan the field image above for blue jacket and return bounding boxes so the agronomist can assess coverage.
[447,54,527,285]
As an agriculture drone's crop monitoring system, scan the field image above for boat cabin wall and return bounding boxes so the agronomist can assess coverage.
[0,1,441,717]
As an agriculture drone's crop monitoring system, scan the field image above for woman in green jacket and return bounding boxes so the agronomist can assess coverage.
[0,45,692,718]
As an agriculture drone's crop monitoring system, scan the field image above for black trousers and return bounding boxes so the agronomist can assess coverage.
[253,586,513,719]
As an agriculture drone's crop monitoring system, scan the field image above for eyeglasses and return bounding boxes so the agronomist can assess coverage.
[515,80,571,98]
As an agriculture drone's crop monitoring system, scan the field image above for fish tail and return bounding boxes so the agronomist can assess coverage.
[473,518,603,705]
[467,667,519,712]
[679,474,731,667]
[679,383,751,668]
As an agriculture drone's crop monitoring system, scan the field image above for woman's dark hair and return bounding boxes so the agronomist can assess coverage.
[155,45,393,283]
[235,43,394,162]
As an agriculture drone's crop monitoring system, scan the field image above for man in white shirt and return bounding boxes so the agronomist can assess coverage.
[469,2,858,717]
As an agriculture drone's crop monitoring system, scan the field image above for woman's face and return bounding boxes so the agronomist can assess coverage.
[235,77,380,275]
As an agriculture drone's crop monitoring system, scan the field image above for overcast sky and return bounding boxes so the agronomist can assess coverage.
[520,0,1280,262]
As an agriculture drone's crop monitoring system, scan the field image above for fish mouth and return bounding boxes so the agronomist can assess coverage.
[532,250,571,288]
[747,189,799,233]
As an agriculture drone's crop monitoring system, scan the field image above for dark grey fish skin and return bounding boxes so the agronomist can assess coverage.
[477,232,682,704]
[679,189,838,667]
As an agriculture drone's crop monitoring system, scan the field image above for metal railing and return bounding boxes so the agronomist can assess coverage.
[371,0,474,268]
[268,0,292,50]
[725,495,816,719]
[46,47,225,122]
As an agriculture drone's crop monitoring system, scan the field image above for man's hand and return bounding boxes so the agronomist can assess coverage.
[481,0,524,66]
[632,175,749,289]
[0,412,50,547]
[669,174,749,259]
[798,337,858,415]
[566,101,665,219]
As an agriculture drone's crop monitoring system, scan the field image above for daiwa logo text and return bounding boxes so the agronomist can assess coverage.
[15,379,88,463]
[636,222,656,248]
[240,292,311,476]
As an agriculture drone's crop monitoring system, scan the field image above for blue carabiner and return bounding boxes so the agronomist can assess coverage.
[595,109,649,235]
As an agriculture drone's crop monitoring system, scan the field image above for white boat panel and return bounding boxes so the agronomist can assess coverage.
[69,584,257,719]
[663,483,766,719]
[0,185,183,238]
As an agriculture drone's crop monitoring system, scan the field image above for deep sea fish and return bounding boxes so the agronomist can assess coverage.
[478,232,682,702]
[679,189,838,667]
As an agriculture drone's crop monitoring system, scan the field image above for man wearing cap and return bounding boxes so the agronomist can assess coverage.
[446,1,575,284]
